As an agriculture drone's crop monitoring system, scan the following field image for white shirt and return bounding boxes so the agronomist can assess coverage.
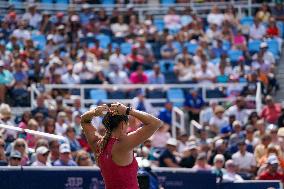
[109,53,126,70]
[209,116,229,131]
[12,29,31,40]
[61,73,80,84]
[108,71,129,84]
[223,172,244,183]
[55,122,68,135]
[195,69,216,84]
[264,51,276,65]
[111,23,129,37]
[232,151,256,170]
[31,160,51,166]
[73,61,97,81]
[207,13,224,26]
[22,12,42,28]
[200,107,214,125]
[249,24,266,40]
[151,131,171,148]
[225,105,249,125]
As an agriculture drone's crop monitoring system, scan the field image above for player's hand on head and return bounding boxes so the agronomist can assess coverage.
[110,102,127,115]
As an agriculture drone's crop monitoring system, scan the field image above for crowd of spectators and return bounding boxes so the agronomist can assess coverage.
[0,1,283,184]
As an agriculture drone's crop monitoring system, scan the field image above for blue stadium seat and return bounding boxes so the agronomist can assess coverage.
[185,43,198,55]
[228,50,243,64]
[161,0,175,4]
[101,0,115,4]
[153,19,165,32]
[56,0,68,3]
[41,0,53,3]
[211,58,220,65]
[240,16,254,26]
[267,39,280,57]
[172,41,182,54]
[90,89,108,103]
[109,90,127,99]
[248,40,261,54]
[222,40,231,51]
[159,60,174,73]
[277,21,284,38]
[111,42,119,51]
[31,34,46,50]
[120,42,132,55]
[167,88,185,107]
[96,34,111,49]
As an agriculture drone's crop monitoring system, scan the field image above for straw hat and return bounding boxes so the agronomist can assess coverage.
[214,105,225,114]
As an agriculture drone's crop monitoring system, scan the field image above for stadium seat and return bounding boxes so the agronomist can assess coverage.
[277,21,284,38]
[109,90,127,99]
[248,40,261,54]
[185,42,198,55]
[167,88,185,107]
[31,34,46,50]
[41,0,53,3]
[120,42,132,55]
[228,50,243,65]
[211,58,220,65]
[164,71,178,83]
[111,42,119,51]
[101,0,115,4]
[56,0,69,3]
[96,34,111,49]
[161,0,175,4]
[240,16,254,26]
[172,41,182,54]
[147,90,165,99]
[159,60,174,73]
[153,19,165,32]
[267,39,280,58]
[222,40,231,51]
[90,89,108,103]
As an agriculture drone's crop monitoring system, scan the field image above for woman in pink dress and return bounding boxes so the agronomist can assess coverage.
[81,103,162,189]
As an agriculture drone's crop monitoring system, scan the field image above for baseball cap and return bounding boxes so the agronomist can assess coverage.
[10,150,22,159]
[36,146,49,155]
[59,143,71,153]
[267,154,279,165]
[260,42,268,48]
[166,138,177,146]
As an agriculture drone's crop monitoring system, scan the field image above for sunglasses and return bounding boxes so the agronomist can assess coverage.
[80,156,89,161]
[11,157,21,161]
[16,144,25,148]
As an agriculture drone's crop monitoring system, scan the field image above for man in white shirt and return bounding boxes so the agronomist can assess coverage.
[73,55,97,81]
[259,42,276,65]
[200,100,217,126]
[32,146,51,166]
[22,4,42,29]
[109,47,126,71]
[61,64,80,84]
[55,112,68,135]
[232,141,257,178]
[249,18,266,40]
[207,6,224,27]
[108,65,129,84]
[225,96,249,125]
[223,160,244,183]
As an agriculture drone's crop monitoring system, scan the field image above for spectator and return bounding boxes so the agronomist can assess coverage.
[0,138,7,166]
[174,46,192,65]
[48,140,60,164]
[200,100,217,126]
[258,144,284,169]
[212,154,226,183]
[111,15,129,38]
[223,160,244,183]
[151,124,171,148]
[277,103,284,128]
[177,133,189,153]
[8,150,22,166]
[11,138,29,166]
[195,56,216,83]
[73,54,97,83]
[109,47,126,71]
[232,141,257,179]
[61,64,80,84]
[164,8,181,31]
[192,152,211,171]
[207,6,224,27]
[229,121,246,152]
[126,46,145,71]
[131,91,153,114]
[245,125,260,148]
[174,57,196,83]
[261,95,281,124]
[53,143,77,166]
[209,139,231,165]
[31,146,51,166]
[137,37,154,65]
[161,35,178,60]
[44,118,56,134]
[31,95,48,118]
[108,65,129,84]
[0,103,16,142]
[255,135,272,164]
[209,106,229,135]
[65,126,81,153]
[55,112,68,136]
[0,61,14,103]
[158,138,180,168]
[148,65,165,84]
[130,65,148,84]
[272,2,284,21]
[254,119,267,141]
[158,101,173,126]
[179,141,198,168]
[258,155,284,182]
[22,4,42,29]
[249,18,266,40]
[256,3,271,23]
[22,119,38,148]
[225,96,249,125]
[75,150,93,166]
[184,89,204,122]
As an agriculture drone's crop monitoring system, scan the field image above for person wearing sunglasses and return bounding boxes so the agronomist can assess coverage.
[9,150,22,166]
[75,150,93,166]
[12,138,29,166]
[31,146,51,166]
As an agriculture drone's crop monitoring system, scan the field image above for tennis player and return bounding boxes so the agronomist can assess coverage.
[80,102,162,189]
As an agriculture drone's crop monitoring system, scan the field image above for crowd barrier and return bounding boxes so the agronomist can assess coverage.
[0,167,281,189]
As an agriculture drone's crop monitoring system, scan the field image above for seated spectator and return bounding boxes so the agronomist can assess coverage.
[61,64,80,84]
[11,138,29,166]
[184,89,204,122]
[65,126,81,153]
[108,65,129,84]
[111,15,129,38]
[158,101,173,126]
[0,61,14,103]
[109,47,126,71]
[158,138,180,168]
[212,154,226,183]
[161,35,178,60]
[209,106,229,135]
[31,95,48,118]
[22,4,42,29]
[192,152,211,171]
[44,118,56,134]
[209,139,231,165]
[130,65,148,84]
[256,3,271,23]
[199,100,217,126]
[177,133,189,153]
[233,28,247,51]
[245,125,260,148]
[0,138,7,166]
[48,140,60,164]
[195,59,216,83]
[278,104,284,128]
[151,124,171,149]
[249,18,266,40]
[89,40,104,60]
[8,150,22,166]
[272,2,284,21]
[53,143,77,166]
[131,91,153,114]
[229,121,246,150]
[0,103,16,142]
[179,141,198,168]
[207,6,224,27]
[73,54,97,83]
[174,57,196,83]
[206,24,221,42]
[75,150,93,166]
[232,141,257,179]
[126,46,145,71]
[55,112,68,136]
[261,95,281,124]
[21,119,38,148]
[31,146,51,166]
[223,160,244,182]
[175,47,192,65]
[164,8,181,31]
[148,65,165,84]
[137,37,155,65]
[225,96,249,125]
[258,144,284,169]
[255,135,273,165]
[258,154,284,182]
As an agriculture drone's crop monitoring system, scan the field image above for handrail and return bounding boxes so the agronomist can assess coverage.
[171,106,185,139]
[190,120,202,137]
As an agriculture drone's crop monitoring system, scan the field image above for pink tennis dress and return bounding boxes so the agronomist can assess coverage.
[98,137,139,189]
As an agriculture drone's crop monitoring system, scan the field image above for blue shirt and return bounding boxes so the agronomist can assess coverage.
[53,159,77,166]
[184,94,204,109]
[158,108,172,125]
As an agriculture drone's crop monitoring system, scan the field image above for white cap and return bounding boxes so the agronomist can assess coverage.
[71,15,79,22]
[215,139,224,148]
[59,143,71,153]
[214,154,225,163]
[36,146,49,155]
[267,154,279,164]
[260,42,268,48]
[166,138,178,146]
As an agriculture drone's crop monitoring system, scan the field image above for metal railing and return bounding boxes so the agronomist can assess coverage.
[171,106,185,139]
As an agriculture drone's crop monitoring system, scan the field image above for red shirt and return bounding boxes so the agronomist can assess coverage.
[130,72,148,84]
[258,171,284,182]
[267,26,279,37]
[261,104,281,123]
[89,47,104,59]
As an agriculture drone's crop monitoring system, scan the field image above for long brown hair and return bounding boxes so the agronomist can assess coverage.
[96,112,128,163]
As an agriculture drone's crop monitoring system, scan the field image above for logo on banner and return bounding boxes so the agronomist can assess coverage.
[65,177,83,189]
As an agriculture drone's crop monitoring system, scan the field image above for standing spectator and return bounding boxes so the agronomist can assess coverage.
[261,95,281,124]
[75,150,93,166]
[258,155,284,182]
[232,141,257,179]
[192,152,211,171]
[8,150,22,166]
[31,146,51,166]
[53,143,77,166]
[158,101,173,126]
[223,160,244,183]
[158,138,180,168]
[130,65,148,84]
[184,89,204,122]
